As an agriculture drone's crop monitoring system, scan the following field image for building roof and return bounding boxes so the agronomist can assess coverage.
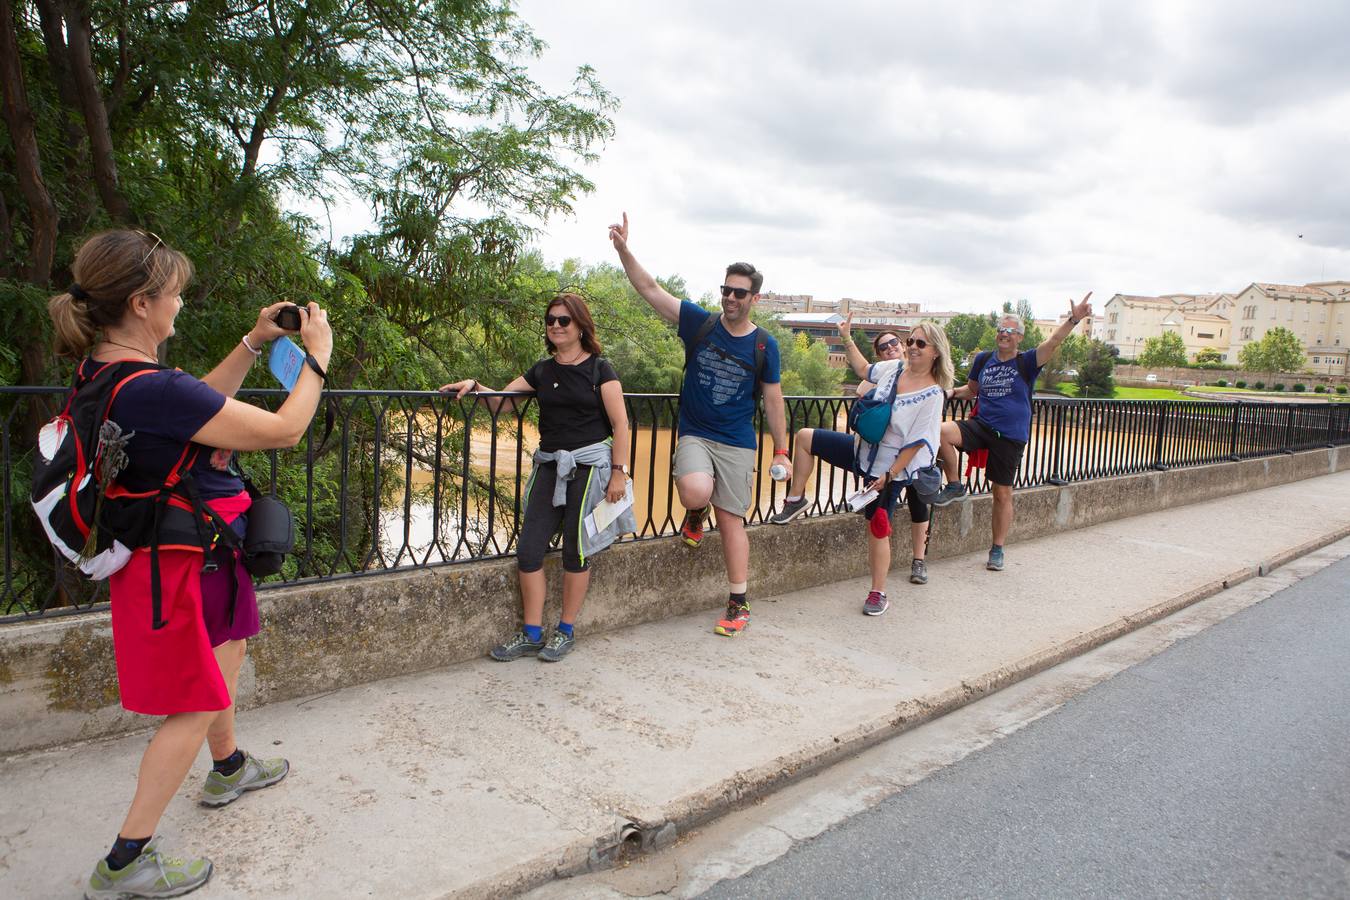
[778,313,845,325]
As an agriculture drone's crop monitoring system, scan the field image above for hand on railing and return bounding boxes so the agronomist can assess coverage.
[438,379,479,399]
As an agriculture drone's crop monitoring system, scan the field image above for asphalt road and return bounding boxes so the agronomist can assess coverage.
[702,555,1350,899]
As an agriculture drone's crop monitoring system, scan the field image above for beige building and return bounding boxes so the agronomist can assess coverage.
[1096,293,1235,362]
[757,293,962,330]
[1229,282,1350,374]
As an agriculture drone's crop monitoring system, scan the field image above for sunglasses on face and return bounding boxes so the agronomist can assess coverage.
[545,313,573,328]
[720,285,752,300]
[906,337,928,349]
[875,338,901,352]
[997,326,1023,336]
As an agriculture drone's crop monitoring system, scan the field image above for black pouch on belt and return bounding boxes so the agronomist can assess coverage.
[241,477,294,577]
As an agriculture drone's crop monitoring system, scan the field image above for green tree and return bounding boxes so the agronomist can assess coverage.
[1076,339,1116,398]
[1040,332,1088,390]
[1195,347,1222,365]
[1139,331,1188,368]
[1239,327,1305,373]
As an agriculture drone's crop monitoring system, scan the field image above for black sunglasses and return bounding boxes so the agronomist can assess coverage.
[906,337,928,349]
[545,313,573,327]
[875,337,901,352]
[720,285,752,300]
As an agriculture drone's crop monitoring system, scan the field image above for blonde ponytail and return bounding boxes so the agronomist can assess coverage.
[48,292,100,359]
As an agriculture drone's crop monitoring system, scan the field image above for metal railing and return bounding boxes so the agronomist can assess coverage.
[4,386,1349,622]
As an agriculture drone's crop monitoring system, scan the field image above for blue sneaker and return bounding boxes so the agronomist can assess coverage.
[986,546,1005,571]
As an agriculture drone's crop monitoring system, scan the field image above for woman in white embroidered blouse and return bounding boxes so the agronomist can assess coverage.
[770,323,955,616]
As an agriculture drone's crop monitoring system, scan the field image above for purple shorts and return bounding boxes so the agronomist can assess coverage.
[200,544,260,647]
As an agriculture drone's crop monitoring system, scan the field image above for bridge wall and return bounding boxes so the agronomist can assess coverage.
[2,446,1342,755]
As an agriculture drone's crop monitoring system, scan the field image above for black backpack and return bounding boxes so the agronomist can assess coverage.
[31,358,239,628]
[684,314,768,400]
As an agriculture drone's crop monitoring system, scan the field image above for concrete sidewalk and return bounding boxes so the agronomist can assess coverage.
[5,473,1350,899]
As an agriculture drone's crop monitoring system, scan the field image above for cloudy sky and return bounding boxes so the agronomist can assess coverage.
[328,1,1350,317]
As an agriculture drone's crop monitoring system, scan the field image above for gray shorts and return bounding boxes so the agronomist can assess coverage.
[673,435,756,517]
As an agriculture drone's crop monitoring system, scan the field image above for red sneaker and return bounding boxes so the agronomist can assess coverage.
[713,600,750,637]
[680,507,706,548]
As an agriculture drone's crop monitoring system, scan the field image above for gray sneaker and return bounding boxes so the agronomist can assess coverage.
[862,590,889,616]
[930,483,967,508]
[489,630,545,661]
[200,751,289,807]
[85,838,211,899]
[538,629,575,662]
[987,546,1005,571]
[769,496,809,525]
[910,559,928,584]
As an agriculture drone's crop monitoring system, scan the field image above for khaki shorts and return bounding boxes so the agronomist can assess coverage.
[673,435,757,517]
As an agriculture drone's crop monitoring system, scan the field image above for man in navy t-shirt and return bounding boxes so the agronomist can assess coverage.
[609,213,788,638]
[932,294,1092,571]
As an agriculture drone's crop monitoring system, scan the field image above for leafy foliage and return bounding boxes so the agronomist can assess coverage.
[1238,327,1305,373]
[1075,339,1116,398]
[1139,331,1188,368]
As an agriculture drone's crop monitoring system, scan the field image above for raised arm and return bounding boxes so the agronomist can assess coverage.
[837,313,871,380]
[1036,292,1093,368]
[192,302,332,450]
[199,301,297,396]
[608,212,681,324]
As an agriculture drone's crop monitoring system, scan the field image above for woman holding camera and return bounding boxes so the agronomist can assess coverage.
[440,293,633,663]
[47,229,330,898]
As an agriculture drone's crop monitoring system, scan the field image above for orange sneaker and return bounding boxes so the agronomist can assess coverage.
[680,507,707,548]
[713,600,750,637]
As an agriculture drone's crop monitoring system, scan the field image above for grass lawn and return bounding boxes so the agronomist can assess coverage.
[1052,383,1188,400]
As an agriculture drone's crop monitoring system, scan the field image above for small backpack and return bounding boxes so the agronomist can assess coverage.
[31,359,165,580]
[684,314,768,400]
[32,359,238,628]
[847,365,903,444]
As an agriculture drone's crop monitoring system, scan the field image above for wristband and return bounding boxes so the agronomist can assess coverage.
[774,449,788,456]
[241,334,262,356]
[304,353,328,383]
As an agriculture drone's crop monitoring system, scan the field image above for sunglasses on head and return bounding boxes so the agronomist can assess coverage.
[875,337,901,352]
[138,230,164,267]
[545,313,573,328]
[997,325,1023,336]
[905,337,928,349]
[719,285,752,300]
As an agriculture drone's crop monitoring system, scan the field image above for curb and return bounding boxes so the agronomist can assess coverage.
[464,522,1350,899]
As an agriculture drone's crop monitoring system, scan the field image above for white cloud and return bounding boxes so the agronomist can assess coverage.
[303,1,1350,317]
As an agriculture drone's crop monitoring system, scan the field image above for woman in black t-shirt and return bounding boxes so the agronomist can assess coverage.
[440,293,630,662]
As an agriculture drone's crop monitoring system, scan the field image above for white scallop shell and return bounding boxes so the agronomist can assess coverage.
[38,419,69,462]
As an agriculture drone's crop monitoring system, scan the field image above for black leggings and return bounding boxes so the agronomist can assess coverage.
[516,462,591,574]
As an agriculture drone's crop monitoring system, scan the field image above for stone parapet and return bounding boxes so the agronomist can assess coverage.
[1,446,1343,755]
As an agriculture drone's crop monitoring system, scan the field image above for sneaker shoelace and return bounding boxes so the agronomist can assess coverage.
[547,631,568,649]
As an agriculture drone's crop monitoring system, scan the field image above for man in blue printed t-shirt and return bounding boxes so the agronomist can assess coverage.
[609,213,789,638]
[932,293,1093,571]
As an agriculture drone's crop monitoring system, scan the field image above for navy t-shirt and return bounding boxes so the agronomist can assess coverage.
[522,355,619,452]
[104,365,244,499]
[969,348,1042,443]
[676,301,781,450]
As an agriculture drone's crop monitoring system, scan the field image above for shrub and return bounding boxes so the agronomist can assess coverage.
[1293,383,1306,392]
[1273,383,1285,391]
[1215,379,1227,387]
[1235,380,1246,388]
[1315,385,1327,393]
[1339,386,1348,395]
[1254,381,1265,390]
